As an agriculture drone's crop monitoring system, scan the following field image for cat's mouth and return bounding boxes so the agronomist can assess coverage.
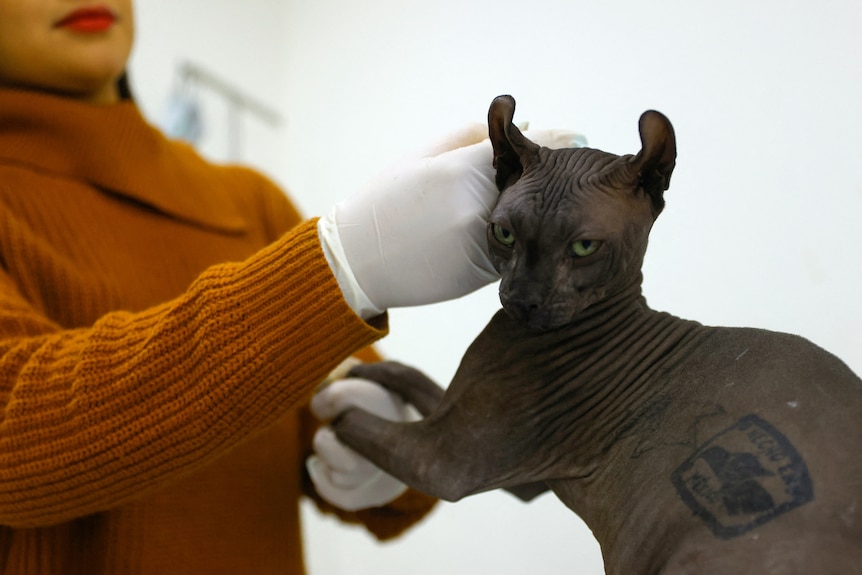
[502,300,574,331]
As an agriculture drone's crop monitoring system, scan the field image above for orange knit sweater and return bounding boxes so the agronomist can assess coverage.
[0,88,435,574]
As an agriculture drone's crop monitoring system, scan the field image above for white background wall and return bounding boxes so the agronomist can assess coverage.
[130,1,862,573]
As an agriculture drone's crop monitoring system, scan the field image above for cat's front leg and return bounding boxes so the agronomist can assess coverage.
[334,360,551,502]
[333,409,483,501]
[349,361,444,416]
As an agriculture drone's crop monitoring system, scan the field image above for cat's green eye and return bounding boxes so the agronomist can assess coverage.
[492,224,516,246]
[572,239,601,257]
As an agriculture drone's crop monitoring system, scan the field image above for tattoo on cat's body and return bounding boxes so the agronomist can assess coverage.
[672,413,814,539]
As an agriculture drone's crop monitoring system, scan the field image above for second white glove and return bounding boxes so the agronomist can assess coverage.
[307,376,419,511]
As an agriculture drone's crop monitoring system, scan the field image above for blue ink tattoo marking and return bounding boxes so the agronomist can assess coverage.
[671,414,813,539]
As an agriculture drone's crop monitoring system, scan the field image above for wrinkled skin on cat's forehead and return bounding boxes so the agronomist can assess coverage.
[486,95,676,330]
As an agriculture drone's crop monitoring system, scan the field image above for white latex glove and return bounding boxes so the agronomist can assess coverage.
[318,124,587,319]
[307,376,419,511]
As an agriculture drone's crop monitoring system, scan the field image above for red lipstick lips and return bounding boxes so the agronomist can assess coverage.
[56,6,117,33]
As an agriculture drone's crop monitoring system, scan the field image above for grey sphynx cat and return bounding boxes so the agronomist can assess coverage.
[333,95,862,574]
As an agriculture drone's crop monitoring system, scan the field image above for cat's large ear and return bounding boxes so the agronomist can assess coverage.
[488,95,541,191]
[628,110,676,213]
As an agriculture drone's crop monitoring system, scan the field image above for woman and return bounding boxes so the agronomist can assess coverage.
[0,1,579,573]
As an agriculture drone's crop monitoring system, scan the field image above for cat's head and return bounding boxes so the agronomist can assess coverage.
[486,95,676,330]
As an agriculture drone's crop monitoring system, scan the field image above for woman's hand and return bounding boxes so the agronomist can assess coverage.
[307,375,417,511]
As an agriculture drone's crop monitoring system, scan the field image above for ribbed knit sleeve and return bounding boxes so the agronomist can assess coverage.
[0,219,387,528]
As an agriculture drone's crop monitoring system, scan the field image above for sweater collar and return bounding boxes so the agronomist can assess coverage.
[0,88,246,233]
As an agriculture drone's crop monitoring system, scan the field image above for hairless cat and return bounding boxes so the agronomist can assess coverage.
[332,95,862,574]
